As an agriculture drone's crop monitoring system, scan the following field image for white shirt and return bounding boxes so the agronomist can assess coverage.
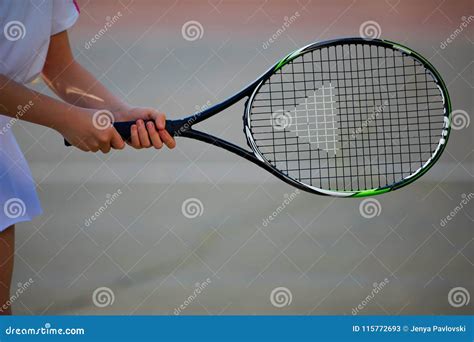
[0,0,79,231]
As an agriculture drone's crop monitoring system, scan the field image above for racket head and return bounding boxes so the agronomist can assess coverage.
[244,38,451,197]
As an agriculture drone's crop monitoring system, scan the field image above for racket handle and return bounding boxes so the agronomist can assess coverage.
[64,119,186,146]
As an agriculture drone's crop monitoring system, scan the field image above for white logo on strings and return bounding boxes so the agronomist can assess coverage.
[286,83,339,155]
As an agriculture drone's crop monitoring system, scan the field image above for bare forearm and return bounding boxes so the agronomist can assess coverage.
[0,74,83,131]
[0,73,126,152]
[42,60,129,114]
[35,31,175,151]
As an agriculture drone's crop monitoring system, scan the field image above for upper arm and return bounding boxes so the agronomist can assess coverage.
[42,30,75,79]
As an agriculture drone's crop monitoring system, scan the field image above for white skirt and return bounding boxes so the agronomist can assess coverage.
[0,116,42,231]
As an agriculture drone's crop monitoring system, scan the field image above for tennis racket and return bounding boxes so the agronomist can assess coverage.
[67,37,452,197]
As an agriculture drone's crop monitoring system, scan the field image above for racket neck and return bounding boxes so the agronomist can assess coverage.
[165,118,191,136]
[175,83,259,132]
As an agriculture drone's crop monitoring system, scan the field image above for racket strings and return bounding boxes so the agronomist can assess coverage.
[249,43,445,192]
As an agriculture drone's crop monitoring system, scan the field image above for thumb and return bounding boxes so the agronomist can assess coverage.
[111,128,126,150]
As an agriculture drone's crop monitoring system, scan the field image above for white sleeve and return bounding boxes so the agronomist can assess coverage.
[51,0,79,35]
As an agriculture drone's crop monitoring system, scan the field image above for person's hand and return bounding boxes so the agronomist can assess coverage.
[115,107,176,150]
[57,108,125,153]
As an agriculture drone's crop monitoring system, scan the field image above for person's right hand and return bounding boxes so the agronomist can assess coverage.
[57,108,125,153]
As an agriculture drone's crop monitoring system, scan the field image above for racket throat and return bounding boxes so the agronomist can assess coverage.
[165,118,193,137]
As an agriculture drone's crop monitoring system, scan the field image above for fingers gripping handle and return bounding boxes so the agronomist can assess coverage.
[113,119,186,139]
[64,119,186,146]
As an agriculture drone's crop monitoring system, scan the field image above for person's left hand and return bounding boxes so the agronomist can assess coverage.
[116,107,176,150]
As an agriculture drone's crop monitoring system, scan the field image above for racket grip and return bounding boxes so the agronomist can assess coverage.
[64,119,186,146]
